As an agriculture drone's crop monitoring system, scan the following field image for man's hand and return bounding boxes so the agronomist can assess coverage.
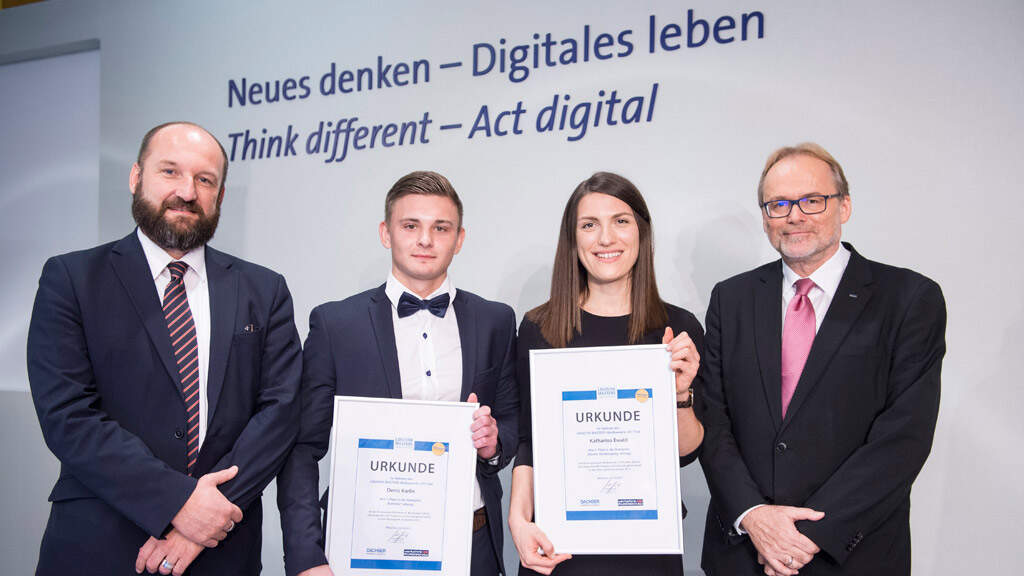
[741,505,824,575]
[297,565,334,576]
[663,327,700,396]
[467,393,499,460]
[135,529,203,575]
[170,465,243,547]
[509,517,572,575]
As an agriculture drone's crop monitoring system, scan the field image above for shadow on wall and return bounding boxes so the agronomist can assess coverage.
[0,390,60,576]
[506,264,552,320]
[686,211,765,309]
[360,254,394,293]
[925,309,1022,575]
[217,181,249,256]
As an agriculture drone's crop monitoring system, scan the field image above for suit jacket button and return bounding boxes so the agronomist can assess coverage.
[775,442,787,454]
[174,429,184,439]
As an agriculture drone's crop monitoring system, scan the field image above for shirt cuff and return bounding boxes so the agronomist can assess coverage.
[734,504,767,535]
[478,439,502,465]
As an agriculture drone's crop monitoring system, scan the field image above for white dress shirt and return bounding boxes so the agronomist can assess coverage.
[781,245,851,334]
[384,273,485,510]
[735,245,851,534]
[137,228,211,450]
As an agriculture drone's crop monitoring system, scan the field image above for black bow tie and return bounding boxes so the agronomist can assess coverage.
[397,291,450,319]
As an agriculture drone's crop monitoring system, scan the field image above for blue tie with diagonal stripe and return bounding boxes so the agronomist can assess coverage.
[163,261,200,475]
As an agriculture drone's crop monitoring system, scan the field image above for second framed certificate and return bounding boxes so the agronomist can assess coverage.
[530,344,684,554]
[325,396,478,575]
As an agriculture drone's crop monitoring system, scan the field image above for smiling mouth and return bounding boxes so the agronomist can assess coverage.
[595,251,623,260]
[162,201,201,216]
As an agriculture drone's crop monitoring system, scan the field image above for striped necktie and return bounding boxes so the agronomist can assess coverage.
[163,261,200,475]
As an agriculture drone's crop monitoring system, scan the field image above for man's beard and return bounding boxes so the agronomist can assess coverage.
[132,181,220,253]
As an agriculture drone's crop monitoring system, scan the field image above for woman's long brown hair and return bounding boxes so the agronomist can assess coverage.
[527,172,668,347]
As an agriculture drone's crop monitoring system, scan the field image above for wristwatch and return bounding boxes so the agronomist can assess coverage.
[676,386,694,409]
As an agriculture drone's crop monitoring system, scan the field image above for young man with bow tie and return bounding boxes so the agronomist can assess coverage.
[277,171,519,576]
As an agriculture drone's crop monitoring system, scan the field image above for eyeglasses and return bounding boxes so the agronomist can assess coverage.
[760,194,841,218]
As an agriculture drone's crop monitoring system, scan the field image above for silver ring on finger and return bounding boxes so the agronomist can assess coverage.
[161,559,175,571]
[226,520,235,532]
[784,555,794,568]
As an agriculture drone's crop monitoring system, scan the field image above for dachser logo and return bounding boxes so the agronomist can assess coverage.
[365,547,385,555]
[578,498,600,506]
[617,498,644,506]
[404,549,430,557]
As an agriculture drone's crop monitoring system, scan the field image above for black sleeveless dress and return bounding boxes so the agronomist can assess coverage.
[515,305,705,576]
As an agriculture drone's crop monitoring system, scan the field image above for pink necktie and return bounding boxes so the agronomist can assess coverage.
[781,278,816,418]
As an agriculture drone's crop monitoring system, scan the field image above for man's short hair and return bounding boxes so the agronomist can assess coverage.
[137,121,229,190]
[757,142,849,204]
[384,171,464,227]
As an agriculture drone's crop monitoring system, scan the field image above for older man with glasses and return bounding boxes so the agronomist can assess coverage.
[698,143,947,576]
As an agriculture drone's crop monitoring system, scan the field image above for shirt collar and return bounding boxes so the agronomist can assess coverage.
[136,228,208,283]
[385,272,457,309]
[782,243,850,299]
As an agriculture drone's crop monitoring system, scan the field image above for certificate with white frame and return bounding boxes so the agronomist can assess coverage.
[325,396,478,576]
[530,344,684,554]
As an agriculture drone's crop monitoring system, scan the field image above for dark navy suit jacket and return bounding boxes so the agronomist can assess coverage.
[699,245,946,576]
[277,284,519,576]
[27,231,302,575]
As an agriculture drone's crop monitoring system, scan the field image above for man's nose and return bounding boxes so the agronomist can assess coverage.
[176,177,198,202]
[786,201,807,223]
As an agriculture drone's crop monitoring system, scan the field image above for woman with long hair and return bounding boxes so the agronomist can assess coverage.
[509,172,704,575]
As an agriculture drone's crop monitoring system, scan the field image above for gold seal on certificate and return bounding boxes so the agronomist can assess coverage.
[530,345,684,554]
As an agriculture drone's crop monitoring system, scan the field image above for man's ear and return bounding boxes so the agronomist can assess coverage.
[453,226,466,255]
[129,163,141,196]
[379,220,392,249]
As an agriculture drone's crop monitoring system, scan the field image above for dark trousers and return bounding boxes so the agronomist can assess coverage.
[471,520,502,576]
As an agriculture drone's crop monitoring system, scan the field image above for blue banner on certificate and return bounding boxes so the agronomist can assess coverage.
[531,345,684,554]
[325,397,477,575]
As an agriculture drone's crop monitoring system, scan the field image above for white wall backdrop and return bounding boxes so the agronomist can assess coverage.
[0,47,98,575]
[1,1,1022,574]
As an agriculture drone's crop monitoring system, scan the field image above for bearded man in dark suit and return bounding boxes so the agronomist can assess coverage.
[28,121,302,576]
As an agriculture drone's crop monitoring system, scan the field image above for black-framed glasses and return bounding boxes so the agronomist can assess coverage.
[760,194,841,218]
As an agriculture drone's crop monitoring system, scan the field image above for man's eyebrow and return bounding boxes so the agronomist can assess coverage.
[765,192,823,202]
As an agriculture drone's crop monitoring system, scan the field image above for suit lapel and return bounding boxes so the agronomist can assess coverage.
[369,285,403,399]
[781,245,874,429]
[453,291,477,401]
[205,246,237,424]
[110,232,182,396]
[753,261,784,432]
